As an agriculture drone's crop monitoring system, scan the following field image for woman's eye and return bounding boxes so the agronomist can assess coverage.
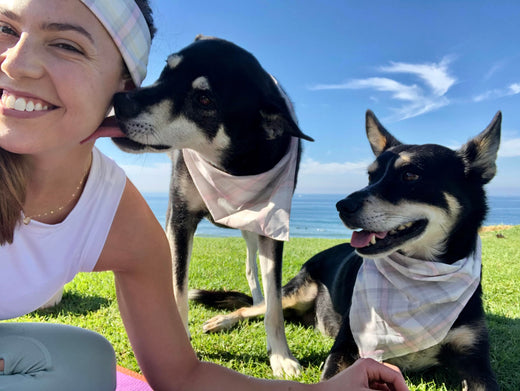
[402,172,420,182]
[0,24,18,37]
[53,42,84,55]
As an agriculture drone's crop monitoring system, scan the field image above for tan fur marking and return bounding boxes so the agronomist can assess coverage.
[395,152,413,168]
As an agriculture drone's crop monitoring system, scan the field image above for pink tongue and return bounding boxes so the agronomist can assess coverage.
[350,230,388,248]
[80,116,126,144]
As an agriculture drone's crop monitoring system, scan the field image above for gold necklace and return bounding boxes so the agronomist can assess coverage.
[22,162,91,225]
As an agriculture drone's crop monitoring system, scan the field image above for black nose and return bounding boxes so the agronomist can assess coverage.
[113,92,143,120]
[336,193,364,214]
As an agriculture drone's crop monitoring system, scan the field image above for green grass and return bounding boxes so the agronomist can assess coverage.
[6,227,520,390]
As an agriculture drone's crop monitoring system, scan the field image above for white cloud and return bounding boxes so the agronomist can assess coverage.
[498,138,520,158]
[378,57,456,96]
[296,158,370,193]
[473,82,520,102]
[509,83,520,94]
[300,157,370,174]
[309,57,456,121]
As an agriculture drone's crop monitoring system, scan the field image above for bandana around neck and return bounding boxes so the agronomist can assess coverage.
[183,137,298,241]
[349,236,482,361]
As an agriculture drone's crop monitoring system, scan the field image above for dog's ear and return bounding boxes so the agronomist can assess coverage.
[260,110,314,141]
[457,111,501,184]
[365,110,401,156]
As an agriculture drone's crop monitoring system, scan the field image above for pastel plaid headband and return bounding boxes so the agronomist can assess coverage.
[80,0,152,86]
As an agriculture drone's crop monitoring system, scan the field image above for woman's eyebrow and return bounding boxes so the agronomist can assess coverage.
[0,8,94,45]
[41,22,94,44]
[0,8,21,22]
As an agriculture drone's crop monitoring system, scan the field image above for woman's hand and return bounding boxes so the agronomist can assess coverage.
[324,358,409,391]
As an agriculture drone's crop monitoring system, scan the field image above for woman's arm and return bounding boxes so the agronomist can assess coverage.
[97,180,408,391]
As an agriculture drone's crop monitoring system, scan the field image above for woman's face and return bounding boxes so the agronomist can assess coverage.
[0,0,127,156]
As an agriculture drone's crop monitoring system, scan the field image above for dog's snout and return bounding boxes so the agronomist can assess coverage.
[336,195,363,214]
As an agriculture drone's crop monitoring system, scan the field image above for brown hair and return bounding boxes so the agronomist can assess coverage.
[0,148,27,245]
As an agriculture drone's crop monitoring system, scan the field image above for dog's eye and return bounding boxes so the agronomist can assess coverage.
[402,172,420,182]
[197,94,213,108]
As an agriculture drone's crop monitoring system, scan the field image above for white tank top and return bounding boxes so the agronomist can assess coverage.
[0,148,126,320]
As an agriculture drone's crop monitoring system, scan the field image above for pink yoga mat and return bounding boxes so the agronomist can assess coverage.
[116,366,152,391]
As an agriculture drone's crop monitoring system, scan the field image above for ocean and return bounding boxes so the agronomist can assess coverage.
[144,193,520,240]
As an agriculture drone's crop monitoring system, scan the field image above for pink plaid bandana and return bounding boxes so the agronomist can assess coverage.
[350,236,482,361]
[183,137,298,241]
[80,0,151,86]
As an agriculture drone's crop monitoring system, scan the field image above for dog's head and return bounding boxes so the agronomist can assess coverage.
[337,110,501,262]
[111,35,312,168]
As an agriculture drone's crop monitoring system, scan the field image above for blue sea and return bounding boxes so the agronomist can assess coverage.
[144,193,520,240]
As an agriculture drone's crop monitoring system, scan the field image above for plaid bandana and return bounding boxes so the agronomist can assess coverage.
[183,137,298,241]
[80,0,151,86]
[350,236,482,361]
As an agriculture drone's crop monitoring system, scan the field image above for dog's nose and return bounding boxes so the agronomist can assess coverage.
[113,92,142,120]
[336,196,362,214]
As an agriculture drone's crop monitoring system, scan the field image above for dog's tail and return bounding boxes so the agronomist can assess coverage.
[188,289,254,310]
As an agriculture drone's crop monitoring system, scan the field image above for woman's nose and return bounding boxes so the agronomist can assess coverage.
[1,33,44,80]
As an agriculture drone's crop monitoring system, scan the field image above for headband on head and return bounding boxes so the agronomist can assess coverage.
[80,0,151,86]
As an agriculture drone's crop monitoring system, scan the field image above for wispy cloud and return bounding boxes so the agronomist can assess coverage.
[309,57,456,121]
[498,137,520,158]
[296,158,371,193]
[300,157,370,175]
[473,82,520,102]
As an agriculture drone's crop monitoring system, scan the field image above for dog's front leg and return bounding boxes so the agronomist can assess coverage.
[166,209,200,336]
[258,235,301,378]
[241,230,263,305]
[321,315,359,380]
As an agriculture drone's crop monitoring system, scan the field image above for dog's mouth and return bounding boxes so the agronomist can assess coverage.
[111,136,171,152]
[350,219,428,256]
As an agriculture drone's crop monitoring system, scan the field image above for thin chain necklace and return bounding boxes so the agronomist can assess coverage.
[22,160,91,225]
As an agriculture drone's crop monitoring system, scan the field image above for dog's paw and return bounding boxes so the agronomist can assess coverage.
[202,314,240,332]
[270,354,301,378]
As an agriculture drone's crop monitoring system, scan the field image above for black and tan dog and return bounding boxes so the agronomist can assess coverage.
[191,110,501,390]
[111,36,313,377]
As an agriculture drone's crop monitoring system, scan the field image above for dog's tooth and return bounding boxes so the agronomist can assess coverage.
[390,229,397,235]
[405,222,413,228]
[397,225,406,231]
[370,236,377,245]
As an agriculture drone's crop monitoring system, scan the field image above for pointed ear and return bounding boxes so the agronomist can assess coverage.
[365,110,401,156]
[260,103,314,141]
[457,111,501,184]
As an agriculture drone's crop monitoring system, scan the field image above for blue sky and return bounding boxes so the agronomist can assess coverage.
[97,0,520,196]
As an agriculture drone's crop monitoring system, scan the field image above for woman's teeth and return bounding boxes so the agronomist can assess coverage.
[2,93,49,112]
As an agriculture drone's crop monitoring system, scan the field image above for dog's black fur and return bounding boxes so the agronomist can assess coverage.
[111,36,312,377]
[191,110,501,390]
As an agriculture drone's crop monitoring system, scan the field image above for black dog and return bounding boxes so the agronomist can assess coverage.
[111,36,313,377]
[191,110,501,390]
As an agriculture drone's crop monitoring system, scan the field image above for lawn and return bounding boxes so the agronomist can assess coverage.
[6,226,520,390]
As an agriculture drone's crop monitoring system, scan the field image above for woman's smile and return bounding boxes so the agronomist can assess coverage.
[0,89,57,112]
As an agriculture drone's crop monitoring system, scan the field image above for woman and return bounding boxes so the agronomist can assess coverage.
[0,0,409,390]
